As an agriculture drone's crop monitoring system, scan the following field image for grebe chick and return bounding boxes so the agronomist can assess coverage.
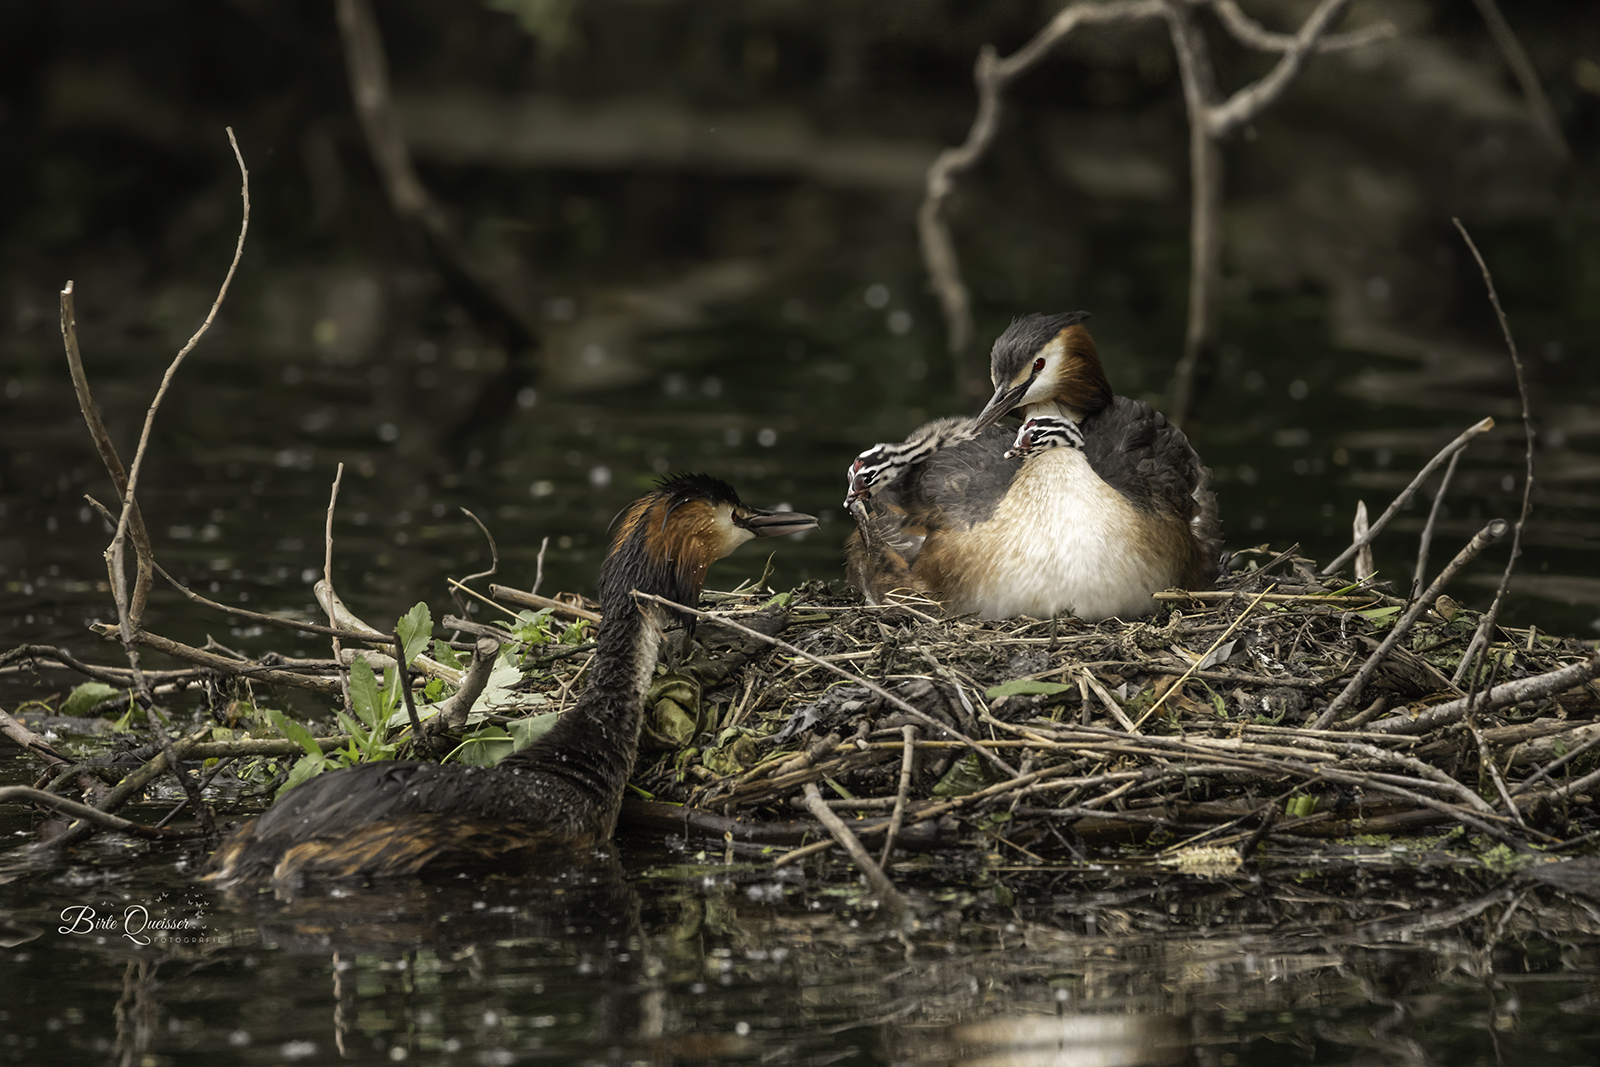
[206,475,816,892]
[845,312,1220,621]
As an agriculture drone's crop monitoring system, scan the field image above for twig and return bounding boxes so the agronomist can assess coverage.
[1322,417,1496,575]
[490,583,602,623]
[1353,501,1374,581]
[394,626,427,752]
[1153,589,1383,605]
[48,725,214,850]
[1316,520,1508,728]
[0,787,204,840]
[1449,220,1535,690]
[1467,0,1570,160]
[321,463,354,716]
[1510,730,1600,798]
[78,494,378,644]
[1199,0,1355,138]
[450,507,500,619]
[1137,583,1276,728]
[1367,651,1600,737]
[86,625,343,695]
[1081,670,1137,732]
[0,707,72,771]
[426,636,501,737]
[1468,721,1526,829]
[0,644,203,688]
[109,127,250,640]
[60,286,155,625]
[1207,1,1393,55]
[802,782,912,923]
[1412,449,1463,598]
[633,592,1018,780]
[879,725,917,866]
[532,536,550,598]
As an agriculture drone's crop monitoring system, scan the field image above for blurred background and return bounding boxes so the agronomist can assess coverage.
[1,0,1597,661]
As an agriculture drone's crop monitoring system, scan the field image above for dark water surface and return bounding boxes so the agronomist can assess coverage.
[3,3,1600,1062]
[2,746,1597,1067]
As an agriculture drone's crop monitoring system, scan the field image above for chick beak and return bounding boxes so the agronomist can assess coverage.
[972,379,1032,432]
[734,507,818,538]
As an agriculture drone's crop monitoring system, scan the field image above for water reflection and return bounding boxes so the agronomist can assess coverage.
[2,803,1597,1067]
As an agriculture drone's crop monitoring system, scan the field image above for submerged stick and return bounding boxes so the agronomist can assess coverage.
[803,782,911,923]
[1322,417,1495,575]
[0,787,203,840]
[1316,520,1507,728]
[878,725,917,867]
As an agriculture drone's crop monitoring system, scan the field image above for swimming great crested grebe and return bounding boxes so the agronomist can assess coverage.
[206,474,816,892]
[844,312,1221,621]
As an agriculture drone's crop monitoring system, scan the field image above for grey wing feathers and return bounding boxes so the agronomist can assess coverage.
[1083,397,1219,536]
[855,418,1020,564]
[912,423,1022,530]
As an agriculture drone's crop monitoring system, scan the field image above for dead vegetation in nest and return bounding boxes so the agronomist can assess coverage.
[617,550,1600,882]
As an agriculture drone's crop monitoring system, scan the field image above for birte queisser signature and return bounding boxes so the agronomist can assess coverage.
[58,902,209,946]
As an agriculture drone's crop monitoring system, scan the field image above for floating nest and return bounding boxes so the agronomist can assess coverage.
[609,545,1600,864]
[2,547,1597,881]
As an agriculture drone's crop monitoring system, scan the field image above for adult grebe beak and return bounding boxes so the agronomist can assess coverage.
[735,508,818,537]
[972,378,1033,432]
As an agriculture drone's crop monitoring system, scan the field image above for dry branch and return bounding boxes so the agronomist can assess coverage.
[1449,221,1535,689]
[803,782,911,922]
[1368,652,1600,737]
[1315,520,1507,727]
[0,787,203,840]
[1322,417,1496,575]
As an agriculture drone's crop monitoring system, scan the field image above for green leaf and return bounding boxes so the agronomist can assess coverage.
[511,608,556,645]
[276,751,335,798]
[446,726,515,766]
[347,654,381,730]
[335,710,368,743]
[380,666,402,716]
[268,710,324,759]
[431,639,463,670]
[760,591,794,610]
[984,679,1074,699]
[507,713,559,749]
[932,753,992,797]
[466,660,541,723]
[1358,605,1402,628]
[396,602,432,667]
[61,682,122,717]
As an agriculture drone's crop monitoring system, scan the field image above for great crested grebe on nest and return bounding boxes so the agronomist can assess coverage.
[844,312,1221,621]
[206,474,816,892]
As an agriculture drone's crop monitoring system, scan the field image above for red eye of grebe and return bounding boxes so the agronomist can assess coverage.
[1033,357,1045,372]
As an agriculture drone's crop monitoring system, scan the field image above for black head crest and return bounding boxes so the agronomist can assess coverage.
[990,311,1091,381]
[655,472,741,527]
